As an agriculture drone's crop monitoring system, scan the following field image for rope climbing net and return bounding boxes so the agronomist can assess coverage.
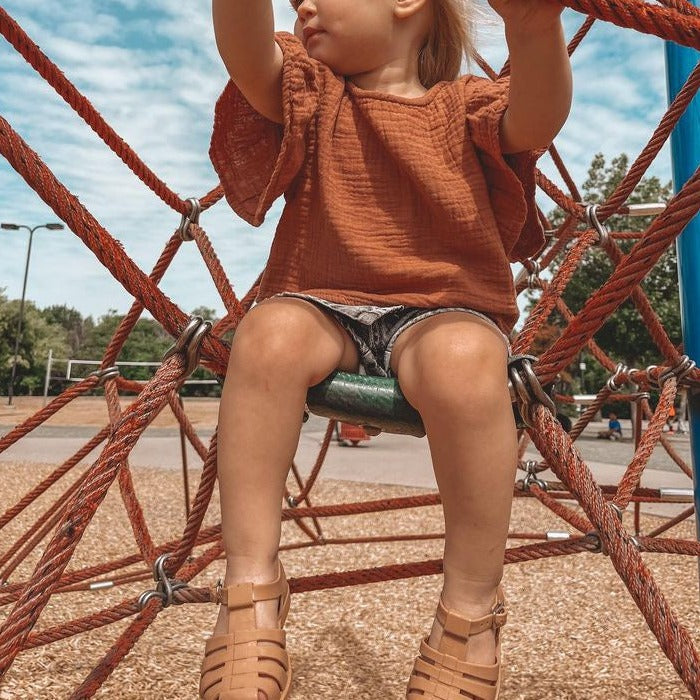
[1,0,700,696]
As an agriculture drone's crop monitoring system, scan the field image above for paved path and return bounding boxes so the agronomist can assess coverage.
[294,417,695,519]
[1,415,695,520]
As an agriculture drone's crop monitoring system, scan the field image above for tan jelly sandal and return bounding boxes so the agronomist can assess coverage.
[199,559,292,700]
[406,585,507,700]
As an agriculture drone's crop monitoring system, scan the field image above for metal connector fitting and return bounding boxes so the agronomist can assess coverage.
[178,198,201,242]
[162,316,213,379]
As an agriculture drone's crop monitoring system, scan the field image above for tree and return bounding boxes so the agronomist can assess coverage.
[0,296,225,398]
[190,305,219,323]
[41,304,94,357]
[530,153,680,400]
[0,293,71,396]
[76,310,173,383]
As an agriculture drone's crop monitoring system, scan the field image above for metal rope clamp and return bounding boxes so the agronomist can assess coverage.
[585,203,610,248]
[585,502,624,555]
[657,355,696,388]
[178,197,202,242]
[627,365,654,392]
[138,553,187,609]
[521,459,549,492]
[523,258,541,289]
[88,366,120,387]
[162,316,213,379]
[605,362,628,393]
[507,354,557,428]
[624,367,651,402]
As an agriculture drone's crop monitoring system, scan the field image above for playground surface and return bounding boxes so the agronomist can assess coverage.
[1,396,698,698]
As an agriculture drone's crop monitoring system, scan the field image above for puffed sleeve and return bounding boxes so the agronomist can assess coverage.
[209,32,327,226]
[464,76,546,262]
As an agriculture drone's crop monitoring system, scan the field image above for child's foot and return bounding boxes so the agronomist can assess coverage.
[426,590,498,666]
[206,560,287,700]
[407,586,506,698]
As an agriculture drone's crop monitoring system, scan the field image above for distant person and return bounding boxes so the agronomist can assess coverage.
[666,404,676,433]
[598,412,623,440]
[677,399,689,434]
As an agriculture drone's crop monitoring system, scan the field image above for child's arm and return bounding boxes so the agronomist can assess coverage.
[212,0,284,123]
[489,0,572,154]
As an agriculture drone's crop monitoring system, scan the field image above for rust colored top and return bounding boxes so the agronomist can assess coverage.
[210,32,545,333]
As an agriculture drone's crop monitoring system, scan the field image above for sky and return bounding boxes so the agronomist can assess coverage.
[0,0,678,328]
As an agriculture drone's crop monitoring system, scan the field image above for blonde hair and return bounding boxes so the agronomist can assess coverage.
[418,0,476,88]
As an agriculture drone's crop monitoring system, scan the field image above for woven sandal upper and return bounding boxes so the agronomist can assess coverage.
[200,630,289,699]
[199,560,291,700]
[406,586,506,700]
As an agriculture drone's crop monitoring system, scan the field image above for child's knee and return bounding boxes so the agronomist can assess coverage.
[229,307,306,376]
[403,346,509,420]
[227,300,341,383]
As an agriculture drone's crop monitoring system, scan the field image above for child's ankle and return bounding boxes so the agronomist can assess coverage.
[224,554,280,583]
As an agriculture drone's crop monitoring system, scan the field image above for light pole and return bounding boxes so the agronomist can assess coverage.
[1,222,65,405]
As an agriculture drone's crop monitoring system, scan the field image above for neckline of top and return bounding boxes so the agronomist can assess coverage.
[344,78,449,105]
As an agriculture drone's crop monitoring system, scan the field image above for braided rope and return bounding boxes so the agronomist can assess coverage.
[1,0,700,696]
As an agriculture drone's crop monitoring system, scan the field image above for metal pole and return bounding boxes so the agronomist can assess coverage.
[43,348,53,407]
[665,31,700,566]
[177,394,191,516]
[7,225,35,406]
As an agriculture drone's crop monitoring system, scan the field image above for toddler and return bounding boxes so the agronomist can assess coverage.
[200,0,572,697]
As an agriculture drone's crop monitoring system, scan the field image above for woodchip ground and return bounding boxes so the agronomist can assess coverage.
[1,396,698,698]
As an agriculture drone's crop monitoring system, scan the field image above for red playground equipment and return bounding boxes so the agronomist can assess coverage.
[336,422,372,446]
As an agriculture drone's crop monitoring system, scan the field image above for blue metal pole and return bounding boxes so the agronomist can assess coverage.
[664,31,700,550]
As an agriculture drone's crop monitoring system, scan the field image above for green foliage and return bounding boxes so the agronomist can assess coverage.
[190,306,218,322]
[0,296,223,398]
[0,289,13,367]
[530,153,681,406]
[0,292,71,396]
[42,304,94,357]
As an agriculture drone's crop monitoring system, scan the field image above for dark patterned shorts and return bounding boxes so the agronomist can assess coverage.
[273,292,511,378]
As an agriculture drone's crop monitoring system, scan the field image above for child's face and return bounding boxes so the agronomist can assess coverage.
[291,0,399,76]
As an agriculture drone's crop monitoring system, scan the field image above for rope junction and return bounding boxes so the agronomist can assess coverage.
[2,1,700,696]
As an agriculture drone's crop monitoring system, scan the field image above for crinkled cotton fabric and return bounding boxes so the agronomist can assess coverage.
[210,32,545,334]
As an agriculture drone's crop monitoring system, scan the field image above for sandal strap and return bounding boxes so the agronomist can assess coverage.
[408,658,499,700]
[436,587,507,640]
[210,560,288,607]
[407,635,502,700]
[406,586,506,699]
[204,628,287,652]
[201,631,290,699]
[418,636,500,681]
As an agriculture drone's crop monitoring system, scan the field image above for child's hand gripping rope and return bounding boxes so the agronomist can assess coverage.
[488,0,564,32]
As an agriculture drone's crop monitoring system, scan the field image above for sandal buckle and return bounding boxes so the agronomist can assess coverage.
[490,600,506,629]
[211,578,223,605]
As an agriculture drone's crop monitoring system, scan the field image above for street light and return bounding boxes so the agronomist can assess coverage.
[1,222,65,405]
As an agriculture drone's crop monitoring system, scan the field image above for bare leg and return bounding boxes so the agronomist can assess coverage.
[212,298,358,699]
[391,313,516,670]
